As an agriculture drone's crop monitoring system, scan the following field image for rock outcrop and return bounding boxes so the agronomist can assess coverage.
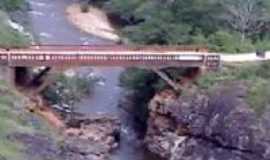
[145,82,270,160]
[0,155,6,160]
[63,115,121,160]
[11,115,121,160]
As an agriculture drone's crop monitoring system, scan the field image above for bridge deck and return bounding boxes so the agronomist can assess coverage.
[0,45,220,69]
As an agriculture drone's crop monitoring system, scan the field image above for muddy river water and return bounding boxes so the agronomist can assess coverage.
[27,0,160,159]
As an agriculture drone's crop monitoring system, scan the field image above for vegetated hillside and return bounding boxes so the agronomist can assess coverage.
[197,62,270,115]
[0,11,28,48]
[0,78,55,160]
[0,0,29,48]
[90,0,270,53]
[0,1,49,159]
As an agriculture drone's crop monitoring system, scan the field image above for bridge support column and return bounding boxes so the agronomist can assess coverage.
[152,68,183,92]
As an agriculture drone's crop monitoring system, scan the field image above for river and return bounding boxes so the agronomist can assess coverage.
[27,0,159,160]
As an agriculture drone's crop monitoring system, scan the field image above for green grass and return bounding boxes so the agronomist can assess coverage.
[0,80,35,160]
[0,2,44,158]
[0,10,29,48]
[197,61,270,115]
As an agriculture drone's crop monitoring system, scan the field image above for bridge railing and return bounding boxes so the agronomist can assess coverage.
[0,54,221,69]
[0,45,220,69]
[6,53,210,67]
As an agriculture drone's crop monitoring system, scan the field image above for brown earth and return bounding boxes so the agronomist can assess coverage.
[66,4,120,42]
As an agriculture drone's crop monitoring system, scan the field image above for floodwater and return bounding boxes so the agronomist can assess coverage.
[27,0,160,160]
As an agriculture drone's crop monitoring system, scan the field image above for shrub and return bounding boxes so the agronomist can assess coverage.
[208,31,255,53]
[255,39,270,51]
[0,11,29,48]
[119,68,159,91]
[42,74,97,108]
[247,79,270,115]
[119,68,159,126]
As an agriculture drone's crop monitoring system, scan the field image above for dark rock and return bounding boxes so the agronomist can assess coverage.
[10,133,62,160]
[63,115,121,160]
[145,82,270,160]
[0,155,6,160]
[9,115,121,160]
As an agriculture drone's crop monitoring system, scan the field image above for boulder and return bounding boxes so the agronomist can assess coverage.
[145,82,270,160]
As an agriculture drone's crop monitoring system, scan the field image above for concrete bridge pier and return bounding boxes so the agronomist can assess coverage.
[152,66,204,92]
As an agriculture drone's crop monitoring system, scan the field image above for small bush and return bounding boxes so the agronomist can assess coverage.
[208,31,255,53]
[255,39,270,51]
[42,74,97,107]
[247,79,270,115]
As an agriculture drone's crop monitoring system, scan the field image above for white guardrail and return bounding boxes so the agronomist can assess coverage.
[219,51,270,62]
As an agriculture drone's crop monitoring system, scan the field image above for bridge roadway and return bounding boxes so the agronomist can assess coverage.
[0,45,220,69]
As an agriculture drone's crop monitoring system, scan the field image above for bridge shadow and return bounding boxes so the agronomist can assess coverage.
[11,66,203,94]
[11,67,52,93]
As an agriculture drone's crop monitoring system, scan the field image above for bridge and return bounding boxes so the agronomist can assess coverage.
[0,45,223,92]
[0,45,220,69]
[3,45,270,95]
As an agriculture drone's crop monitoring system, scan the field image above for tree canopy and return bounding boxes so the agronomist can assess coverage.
[99,0,270,52]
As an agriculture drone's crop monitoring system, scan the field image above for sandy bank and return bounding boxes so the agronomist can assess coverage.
[66,4,120,42]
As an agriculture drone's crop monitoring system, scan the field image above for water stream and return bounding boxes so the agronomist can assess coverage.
[27,0,159,159]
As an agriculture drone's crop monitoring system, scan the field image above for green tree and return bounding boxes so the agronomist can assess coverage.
[0,0,24,11]
[218,0,270,41]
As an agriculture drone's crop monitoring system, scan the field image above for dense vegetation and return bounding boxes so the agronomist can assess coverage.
[42,73,98,118]
[103,0,270,126]
[0,0,29,48]
[0,1,37,159]
[197,62,270,115]
[0,11,28,48]
[89,0,270,53]
[0,0,24,11]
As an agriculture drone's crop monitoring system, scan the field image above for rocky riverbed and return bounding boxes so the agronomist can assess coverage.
[10,115,120,160]
[144,82,270,160]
